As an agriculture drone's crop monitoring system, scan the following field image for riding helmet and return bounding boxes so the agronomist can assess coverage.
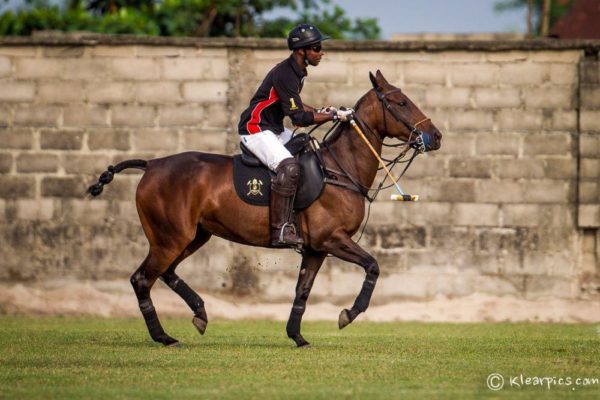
[287,23,331,50]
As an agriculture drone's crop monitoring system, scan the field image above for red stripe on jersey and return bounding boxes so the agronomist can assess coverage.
[247,87,279,134]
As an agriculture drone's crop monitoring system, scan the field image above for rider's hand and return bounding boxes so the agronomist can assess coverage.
[317,105,337,114]
[334,108,354,122]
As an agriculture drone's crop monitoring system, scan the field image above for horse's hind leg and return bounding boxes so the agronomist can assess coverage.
[130,248,182,346]
[160,227,212,336]
[286,249,327,347]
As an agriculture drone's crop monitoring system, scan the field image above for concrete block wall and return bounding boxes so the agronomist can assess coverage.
[0,36,598,303]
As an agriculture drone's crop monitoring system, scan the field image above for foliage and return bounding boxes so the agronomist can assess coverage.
[0,0,380,39]
[494,0,576,36]
[0,317,599,398]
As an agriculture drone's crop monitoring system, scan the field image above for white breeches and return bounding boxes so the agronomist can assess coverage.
[241,128,294,171]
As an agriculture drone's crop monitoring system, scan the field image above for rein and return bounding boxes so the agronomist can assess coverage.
[318,87,431,203]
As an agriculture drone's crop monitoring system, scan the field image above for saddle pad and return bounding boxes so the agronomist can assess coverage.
[232,150,325,210]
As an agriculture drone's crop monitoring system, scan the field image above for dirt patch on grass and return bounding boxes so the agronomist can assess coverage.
[0,281,599,323]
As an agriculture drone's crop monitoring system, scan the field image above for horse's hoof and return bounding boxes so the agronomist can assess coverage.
[338,309,352,330]
[192,316,208,335]
[157,334,179,347]
[292,334,310,347]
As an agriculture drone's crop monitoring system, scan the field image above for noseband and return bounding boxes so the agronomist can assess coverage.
[374,88,431,153]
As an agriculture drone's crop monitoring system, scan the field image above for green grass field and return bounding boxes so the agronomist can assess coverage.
[0,317,599,399]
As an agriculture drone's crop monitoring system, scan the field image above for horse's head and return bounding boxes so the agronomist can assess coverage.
[361,70,442,152]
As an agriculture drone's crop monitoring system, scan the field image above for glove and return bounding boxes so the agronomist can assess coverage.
[317,105,337,114]
[334,108,354,122]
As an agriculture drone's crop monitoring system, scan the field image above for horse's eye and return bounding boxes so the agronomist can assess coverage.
[397,101,407,107]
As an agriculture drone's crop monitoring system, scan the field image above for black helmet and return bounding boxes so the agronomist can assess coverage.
[287,24,330,50]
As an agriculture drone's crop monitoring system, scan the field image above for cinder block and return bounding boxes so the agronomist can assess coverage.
[581,84,600,108]
[449,158,492,178]
[0,176,35,198]
[544,158,577,179]
[552,110,577,130]
[498,63,549,85]
[0,82,35,102]
[402,156,446,178]
[502,204,543,227]
[579,59,599,84]
[16,153,59,173]
[497,109,544,131]
[496,159,545,179]
[578,181,599,203]
[449,110,494,130]
[162,57,229,80]
[14,105,61,127]
[110,58,160,80]
[580,134,600,157]
[309,61,349,83]
[136,82,182,103]
[43,46,84,58]
[549,64,578,85]
[0,47,37,56]
[135,46,181,57]
[63,154,111,175]
[112,106,156,127]
[476,180,524,203]
[0,153,12,173]
[439,132,475,156]
[87,82,135,103]
[453,203,500,226]
[41,176,87,198]
[63,105,109,127]
[524,180,571,203]
[158,105,204,127]
[326,86,370,108]
[0,128,33,149]
[183,81,228,103]
[0,56,11,77]
[448,64,499,86]
[523,87,575,109]
[486,51,528,62]
[88,129,130,151]
[16,199,54,220]
[476,133,520,156]
[0,105,10,127]
[474,88,521,108]
[578,205,600,227]
[14,58,61,79]
[87,46,135,57]
[524,275,575,300]
[378,226,426,249]
[40,129,83,150]
[132,129,179,151]
[580,158,600,179]
[350,61,398,86]
[581,110,600,132]
[38,82,86,103]
[523,133,571,156]
[183,130,227,152]
[429,226,477,249]
[439,179,476,202]
[404,62,446,85]
[424,87,471,108]
[62,59,110,81]
[529,50,581,63]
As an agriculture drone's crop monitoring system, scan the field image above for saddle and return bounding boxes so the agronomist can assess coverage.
[232,133,325,209]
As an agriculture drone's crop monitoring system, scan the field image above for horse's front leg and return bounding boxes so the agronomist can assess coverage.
[286,248,327,347]
[324,232,379,329]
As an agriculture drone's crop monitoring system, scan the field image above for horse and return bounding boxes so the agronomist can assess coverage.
[87,70,442,347]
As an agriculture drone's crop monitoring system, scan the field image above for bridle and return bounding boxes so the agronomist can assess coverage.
[373,87,431,154]
[319,86,434,203]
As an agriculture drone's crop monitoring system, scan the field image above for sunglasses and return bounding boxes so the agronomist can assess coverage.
[309,44,322,53]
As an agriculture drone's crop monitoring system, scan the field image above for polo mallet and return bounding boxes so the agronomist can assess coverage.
[349,118,419,202]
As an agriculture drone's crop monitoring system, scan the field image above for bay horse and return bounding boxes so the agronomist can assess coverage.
[88,70,442,347]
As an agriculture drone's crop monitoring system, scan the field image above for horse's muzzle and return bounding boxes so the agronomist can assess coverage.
[423,130,442,152]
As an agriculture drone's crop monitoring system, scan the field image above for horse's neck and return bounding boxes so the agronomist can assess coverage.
[326,117,382,189]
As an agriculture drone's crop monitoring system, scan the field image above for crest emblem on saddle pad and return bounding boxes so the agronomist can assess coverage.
[246,178,263,196]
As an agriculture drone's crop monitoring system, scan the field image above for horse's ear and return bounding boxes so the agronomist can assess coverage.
[375,69,389,85]
[369,71,378,88]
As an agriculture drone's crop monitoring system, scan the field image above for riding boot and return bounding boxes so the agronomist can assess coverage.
[270,157,304,247]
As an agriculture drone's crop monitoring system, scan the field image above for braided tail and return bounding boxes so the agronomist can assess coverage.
[87,159,147,197]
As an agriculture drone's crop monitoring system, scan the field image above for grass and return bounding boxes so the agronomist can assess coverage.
[0,317,599,399]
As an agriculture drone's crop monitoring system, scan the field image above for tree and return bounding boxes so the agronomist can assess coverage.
[0,0,380,39]
[494,0,575,37]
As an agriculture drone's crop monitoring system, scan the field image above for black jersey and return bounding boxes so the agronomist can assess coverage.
[238,56,315,136]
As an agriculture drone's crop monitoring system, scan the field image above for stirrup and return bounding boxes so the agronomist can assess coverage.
[279,222,297,243]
